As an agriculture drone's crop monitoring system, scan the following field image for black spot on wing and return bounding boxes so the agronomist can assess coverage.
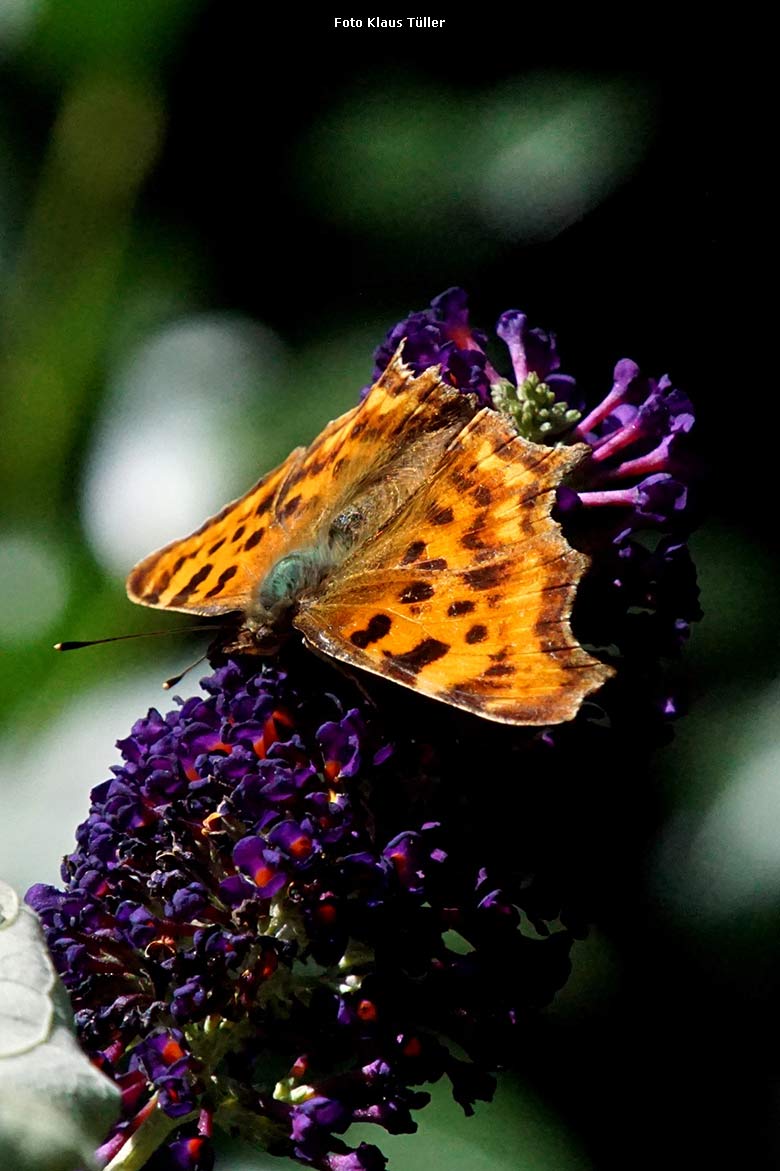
[243,527,265,552]
[208,538,226,555]
[382,638,450,676]
[148,567,172,597]
[460,509,488,551]
[417,558,448,571]
[461,562,505,591]
[484,663,516,677]
[204,564,239,598]
[350,613,392,649]
[430,506,454,526]
[448,599,475,617]
[282,465,305,490]
[279,494,302,521]
[231,524,246,543]
[168,563,214,606]
[399,582,435,604]
[314,456,332,477]
[401,540,426,565]
[465,623,488,644]
[449,469,474,491]
[473,485,492,506]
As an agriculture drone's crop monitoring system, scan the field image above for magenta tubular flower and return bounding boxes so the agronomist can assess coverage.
[28,291,699,1170]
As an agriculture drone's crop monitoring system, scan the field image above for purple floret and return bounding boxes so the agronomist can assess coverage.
[368,287,493,403]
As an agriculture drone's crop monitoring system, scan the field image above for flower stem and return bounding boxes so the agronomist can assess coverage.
[102,1104,197,1171]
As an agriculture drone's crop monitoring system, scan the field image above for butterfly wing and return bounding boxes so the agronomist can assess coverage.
[126,448,307,616]
[295,410,613,725]
[126,349,476,618]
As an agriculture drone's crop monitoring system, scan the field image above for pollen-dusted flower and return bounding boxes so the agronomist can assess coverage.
[28,291,699,1170]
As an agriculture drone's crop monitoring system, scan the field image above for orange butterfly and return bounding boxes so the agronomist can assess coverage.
[127,347,612,724]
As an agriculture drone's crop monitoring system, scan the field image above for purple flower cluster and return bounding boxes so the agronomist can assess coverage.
[28,290,699,1170]
[29,662,571,1170]
[369,288,493,404]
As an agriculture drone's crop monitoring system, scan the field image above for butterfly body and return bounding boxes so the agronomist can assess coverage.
[234,545,342,655]
[128,348,613,724]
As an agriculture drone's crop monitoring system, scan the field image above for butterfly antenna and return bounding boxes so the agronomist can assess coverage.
[54,626,215,652]
[162,652,210,691]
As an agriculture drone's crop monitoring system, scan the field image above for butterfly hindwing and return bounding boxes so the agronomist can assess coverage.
[295,410,613,725]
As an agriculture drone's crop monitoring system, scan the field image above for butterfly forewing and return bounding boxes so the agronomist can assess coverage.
[126,448,307,616]
[126,350,476,618]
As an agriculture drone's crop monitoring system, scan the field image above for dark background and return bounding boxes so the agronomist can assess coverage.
[1,7,776,1169]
